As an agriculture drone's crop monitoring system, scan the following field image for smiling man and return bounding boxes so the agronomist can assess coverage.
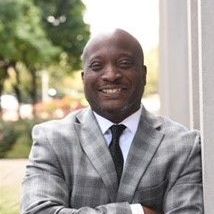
[22,29,203,214]
[81,29,146,123]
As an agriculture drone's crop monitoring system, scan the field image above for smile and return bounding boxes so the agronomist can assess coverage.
[101,88,122,94]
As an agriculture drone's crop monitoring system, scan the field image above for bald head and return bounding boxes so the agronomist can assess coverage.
[82,28,145,67]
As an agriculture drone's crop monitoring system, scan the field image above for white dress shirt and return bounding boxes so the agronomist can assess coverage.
[93,106,144,214]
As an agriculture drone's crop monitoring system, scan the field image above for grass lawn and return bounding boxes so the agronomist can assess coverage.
[0,159,27,214]
[0,185,20,214]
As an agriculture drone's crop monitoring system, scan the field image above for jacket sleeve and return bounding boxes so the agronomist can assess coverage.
[163,131,204,213]
[21,125,132,214]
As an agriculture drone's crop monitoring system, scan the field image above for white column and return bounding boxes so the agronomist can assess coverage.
[159,0,190,127]
[198,0,214,212]
[187,0,200,130]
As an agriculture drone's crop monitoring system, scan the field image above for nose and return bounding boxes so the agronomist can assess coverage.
[101,64,122,82]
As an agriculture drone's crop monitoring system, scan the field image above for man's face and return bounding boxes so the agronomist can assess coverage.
[82,32,147,123]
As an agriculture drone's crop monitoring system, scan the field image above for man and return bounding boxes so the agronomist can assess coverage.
[22,29,203,214]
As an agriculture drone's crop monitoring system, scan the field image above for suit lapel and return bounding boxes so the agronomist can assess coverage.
[117,108,164,202]
[75,108,118,202]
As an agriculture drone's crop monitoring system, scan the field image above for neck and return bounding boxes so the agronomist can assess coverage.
[94,105,141,124]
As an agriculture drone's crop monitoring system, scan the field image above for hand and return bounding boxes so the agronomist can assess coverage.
[143,206,159,214]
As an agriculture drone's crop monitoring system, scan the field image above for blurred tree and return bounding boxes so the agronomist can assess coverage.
[0,0,20,111]
[34,0,90,71]
[0,0,89,117]
[0,0,60,116]
[16,0,61,108]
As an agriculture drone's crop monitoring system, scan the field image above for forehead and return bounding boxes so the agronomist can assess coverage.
[84,33,140,61]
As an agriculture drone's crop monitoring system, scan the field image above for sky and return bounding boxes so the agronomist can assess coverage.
[82,0,159,52]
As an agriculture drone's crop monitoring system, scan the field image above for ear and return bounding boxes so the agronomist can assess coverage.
[81,71,84,80]
[143,65,147,85]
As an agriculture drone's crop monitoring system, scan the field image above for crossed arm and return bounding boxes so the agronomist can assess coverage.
[21,158,157,213]
[21,125,203,214]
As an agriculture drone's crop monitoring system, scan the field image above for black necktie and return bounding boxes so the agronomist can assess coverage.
[109,124,126,183]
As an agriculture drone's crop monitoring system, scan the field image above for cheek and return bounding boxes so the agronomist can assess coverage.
[130,76,145,97]
[83,80,98,103]
[83,75,95,90]
[83,72,99,85]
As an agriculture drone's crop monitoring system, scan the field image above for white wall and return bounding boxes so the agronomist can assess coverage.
[198,0,214,212]
[159,0,190,127]
[160,0,214,212]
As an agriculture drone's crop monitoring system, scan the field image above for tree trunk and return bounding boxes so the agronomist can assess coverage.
[12,63,22,119]
[29,67,38,118]
[7,62,21,120]
[0,61,10,118]
[0,83,3,117]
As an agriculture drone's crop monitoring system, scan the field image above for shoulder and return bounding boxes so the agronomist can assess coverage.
[160,116,200,142]
[142,107,201,149]
[142,106,200,140]
[155,117,201,162]
[32,108,89,138]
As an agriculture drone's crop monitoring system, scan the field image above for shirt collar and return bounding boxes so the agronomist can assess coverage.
[93,105,142,135]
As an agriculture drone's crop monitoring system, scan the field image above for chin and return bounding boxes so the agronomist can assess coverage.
[100,104,130,115]
[104,102,126,110]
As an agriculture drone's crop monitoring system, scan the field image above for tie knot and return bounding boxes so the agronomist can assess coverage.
[110,124,126,142]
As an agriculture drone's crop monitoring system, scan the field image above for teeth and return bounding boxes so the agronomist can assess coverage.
[102,88,121,94]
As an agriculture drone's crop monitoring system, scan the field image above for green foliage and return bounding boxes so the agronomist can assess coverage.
[34,0,90,70]
[0,0,61,106]
[0,0,60,66]
[0,121,18,158]
[0,119,37,158]
[0,0,89,108]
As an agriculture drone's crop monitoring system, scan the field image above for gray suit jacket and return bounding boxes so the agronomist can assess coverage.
[21,107,203,213]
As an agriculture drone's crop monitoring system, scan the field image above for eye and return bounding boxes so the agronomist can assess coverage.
[89,61,103,71]
[118,59,134,69]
